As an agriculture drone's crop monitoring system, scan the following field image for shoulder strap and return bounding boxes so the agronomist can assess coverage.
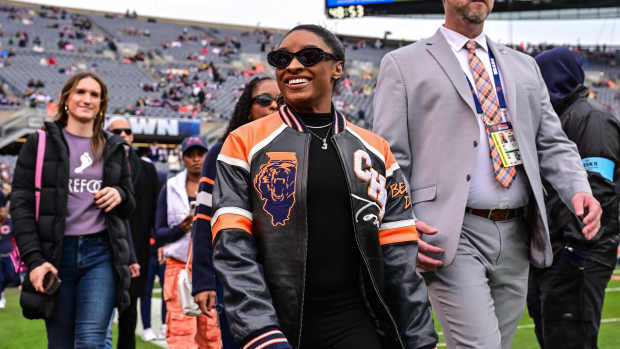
[35,129,46,223]
[185,237,193,271]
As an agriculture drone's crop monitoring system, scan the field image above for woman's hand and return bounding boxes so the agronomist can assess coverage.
[29,262,58,293]
[94,187,122,212]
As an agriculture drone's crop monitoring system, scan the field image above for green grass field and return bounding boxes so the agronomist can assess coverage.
[435,269,620,348]
[0,287,161,349]
[3,272,620,348]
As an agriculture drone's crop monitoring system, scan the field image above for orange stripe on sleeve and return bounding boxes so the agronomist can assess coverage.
[384,148,398,174]
[220,113,285,164]
[347,123,393,166]
[212,213,253,243]
[200,177,214,185]
[220,132,250,164]
[193,213,212,222]
[379,226,418,246]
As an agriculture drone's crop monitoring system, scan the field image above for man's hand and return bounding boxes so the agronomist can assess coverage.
[416,220,443,271]
[194,290,217,318]
[129,263,140,278]
[179,215,193,233]
[572,192,602,240]
[29,262,58,293]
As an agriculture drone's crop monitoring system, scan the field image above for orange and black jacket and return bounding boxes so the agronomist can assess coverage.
[211,105,438,349]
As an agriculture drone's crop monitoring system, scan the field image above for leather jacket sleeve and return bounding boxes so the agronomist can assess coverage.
[212,133,291,348]
[380,149,438,349]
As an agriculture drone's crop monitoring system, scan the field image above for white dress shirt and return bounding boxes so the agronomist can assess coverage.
[439,25,529,209]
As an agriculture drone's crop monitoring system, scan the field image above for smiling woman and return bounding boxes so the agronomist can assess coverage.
[269,25,344,114]
[10,72,136,348]
[210,24,437,349]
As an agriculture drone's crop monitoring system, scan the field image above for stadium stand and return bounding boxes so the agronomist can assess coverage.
[0,2,616,133]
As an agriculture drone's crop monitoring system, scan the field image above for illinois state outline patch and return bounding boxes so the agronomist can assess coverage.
[254,152,297,226]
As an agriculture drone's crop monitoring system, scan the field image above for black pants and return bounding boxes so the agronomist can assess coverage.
[527,247,613,349]
[117,295,138,349]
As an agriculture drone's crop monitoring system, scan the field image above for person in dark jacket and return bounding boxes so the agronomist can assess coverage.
[192,75,279,349]
[212,24,437,349]
[108,116,159,349]
[527,47,620,349]
[11,72,135,348]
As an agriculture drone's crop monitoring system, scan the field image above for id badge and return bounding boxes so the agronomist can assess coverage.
[489,122,523,167]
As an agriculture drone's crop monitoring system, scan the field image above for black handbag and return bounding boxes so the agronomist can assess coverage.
[20,276,55,319]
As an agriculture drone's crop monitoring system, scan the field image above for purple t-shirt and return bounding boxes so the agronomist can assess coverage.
[63,129,107,236]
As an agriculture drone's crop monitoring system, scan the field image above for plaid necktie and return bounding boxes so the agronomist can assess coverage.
[466,40,516,188]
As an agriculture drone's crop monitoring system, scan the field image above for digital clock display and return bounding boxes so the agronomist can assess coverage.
[327,5,366,19]
[326,0,620,18]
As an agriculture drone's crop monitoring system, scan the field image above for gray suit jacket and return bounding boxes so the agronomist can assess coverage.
[372,30,591,268]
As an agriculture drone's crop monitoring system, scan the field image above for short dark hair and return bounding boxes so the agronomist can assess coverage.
[221,76,274,142]
[281,24,345,91]
[283,24,345,63]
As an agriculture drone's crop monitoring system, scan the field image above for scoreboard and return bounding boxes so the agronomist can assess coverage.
[326,0,620,19]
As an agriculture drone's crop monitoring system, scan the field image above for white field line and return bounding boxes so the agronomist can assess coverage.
[436,317,620,346]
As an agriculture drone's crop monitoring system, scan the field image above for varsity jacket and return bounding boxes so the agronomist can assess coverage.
[211,105,438,349]
[192,142,223,295]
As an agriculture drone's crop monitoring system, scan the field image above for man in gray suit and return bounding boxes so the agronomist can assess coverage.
[373,0,602,348]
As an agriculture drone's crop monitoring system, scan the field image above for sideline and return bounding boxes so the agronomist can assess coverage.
[436,317,620,347]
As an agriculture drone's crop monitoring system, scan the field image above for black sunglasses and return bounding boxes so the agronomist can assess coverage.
[267,47,340,69]
[251,93,279,107]
[110,128,132,135]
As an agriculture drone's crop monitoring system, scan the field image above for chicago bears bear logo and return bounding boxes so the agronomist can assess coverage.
[254,152,297,226]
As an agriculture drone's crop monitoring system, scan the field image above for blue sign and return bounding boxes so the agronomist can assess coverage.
[105,117,200,137]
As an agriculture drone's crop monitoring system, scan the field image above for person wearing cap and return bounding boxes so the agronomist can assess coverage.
[107,116,160,348]
[154,136,221,349]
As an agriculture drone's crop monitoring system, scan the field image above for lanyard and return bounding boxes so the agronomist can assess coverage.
[465,47,507,114]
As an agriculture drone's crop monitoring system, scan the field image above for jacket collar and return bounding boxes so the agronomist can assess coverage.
[555,85,588,117]
[278,104,347,135]
[425,30,518,122]
[424,30,477,116]
[44,121,69,163]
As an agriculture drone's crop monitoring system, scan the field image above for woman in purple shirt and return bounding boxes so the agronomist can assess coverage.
[11,72,135,348]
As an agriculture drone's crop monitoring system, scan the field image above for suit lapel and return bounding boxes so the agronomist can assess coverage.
[487,39,518,124]
[425,30,476,116]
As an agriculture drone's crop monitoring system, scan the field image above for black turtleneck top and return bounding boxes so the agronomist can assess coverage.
[297,110,381,349]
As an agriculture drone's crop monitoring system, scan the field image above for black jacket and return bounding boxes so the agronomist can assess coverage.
[126,149,159,296]
[11,121,136,316]
[212,107,437,349]
[544,86,620,267]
